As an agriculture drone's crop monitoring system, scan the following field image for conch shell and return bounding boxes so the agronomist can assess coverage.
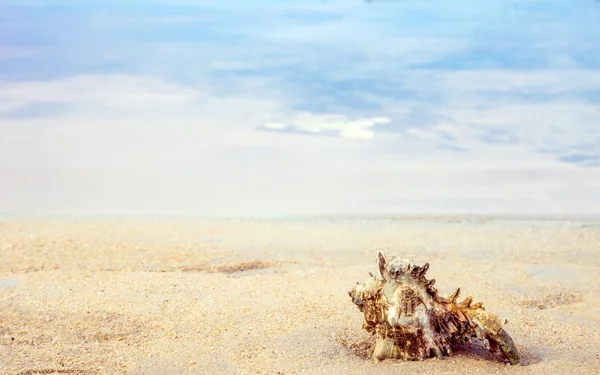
[348,250,520,365]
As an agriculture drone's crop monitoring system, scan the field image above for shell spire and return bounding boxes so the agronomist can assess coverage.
[448,287,461,303]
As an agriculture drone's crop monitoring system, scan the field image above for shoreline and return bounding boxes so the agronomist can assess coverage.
[2,211,599,223]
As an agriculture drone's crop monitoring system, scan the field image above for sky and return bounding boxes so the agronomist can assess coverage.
[1,0,599,217]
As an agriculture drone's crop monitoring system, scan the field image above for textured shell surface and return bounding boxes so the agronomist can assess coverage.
[348,250,521,365]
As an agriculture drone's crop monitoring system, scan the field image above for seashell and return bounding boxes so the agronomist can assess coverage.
[348,250,520,365]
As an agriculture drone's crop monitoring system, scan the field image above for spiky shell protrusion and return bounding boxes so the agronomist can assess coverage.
[348,250,521,365]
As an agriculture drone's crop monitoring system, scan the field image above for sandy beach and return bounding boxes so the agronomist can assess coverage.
[1,217,599,374]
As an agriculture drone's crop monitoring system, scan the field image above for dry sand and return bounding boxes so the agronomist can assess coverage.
[1,217,599,375]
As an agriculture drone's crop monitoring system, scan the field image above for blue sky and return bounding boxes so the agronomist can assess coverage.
[1,0,599,216]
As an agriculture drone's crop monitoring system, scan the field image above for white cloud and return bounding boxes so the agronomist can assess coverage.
[262,113,391,140]
[406,128,436,139]
[263,122,289,130]
[338,128,372,141]
[0,100,26,112]
[359,68,600,161]
[441,101,598,151]
[0,73,598,217]
[0,75,201,111]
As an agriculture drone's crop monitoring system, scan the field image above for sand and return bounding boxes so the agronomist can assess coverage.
[1,217,599,375]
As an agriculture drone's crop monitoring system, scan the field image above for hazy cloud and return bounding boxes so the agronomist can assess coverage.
[558,153,600,167]
[0,75,201,110]
[1,0,599,216]
[0,101,69,120]
[476,128,526,145]
[437,143,469,153]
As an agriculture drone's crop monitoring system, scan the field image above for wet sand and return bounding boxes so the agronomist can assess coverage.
[1,217,599,374]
